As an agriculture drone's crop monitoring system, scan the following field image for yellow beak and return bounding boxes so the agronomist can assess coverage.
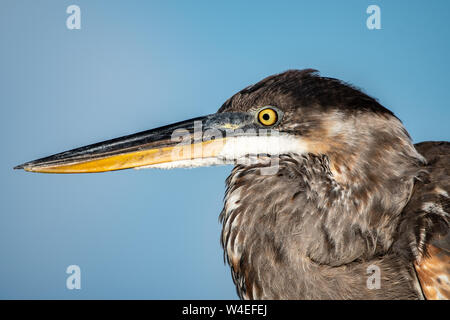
[14,112,256,173]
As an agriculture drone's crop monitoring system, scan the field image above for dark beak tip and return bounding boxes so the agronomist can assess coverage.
[14,163,27,170]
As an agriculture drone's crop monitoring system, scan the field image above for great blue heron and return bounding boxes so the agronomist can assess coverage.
[15,69,449,300]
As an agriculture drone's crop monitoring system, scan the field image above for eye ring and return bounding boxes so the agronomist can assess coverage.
[257,107,278,126]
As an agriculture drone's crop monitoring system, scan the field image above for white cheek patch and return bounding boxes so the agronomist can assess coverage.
[218,135,308,161]
[137,135,307,170]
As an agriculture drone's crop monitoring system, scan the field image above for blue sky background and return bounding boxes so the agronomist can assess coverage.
[0,0,449,299]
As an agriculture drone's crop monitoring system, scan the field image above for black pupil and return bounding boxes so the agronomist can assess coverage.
[262,113,270,121]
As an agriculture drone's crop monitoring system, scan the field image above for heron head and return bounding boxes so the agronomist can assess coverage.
[15,69,423,184]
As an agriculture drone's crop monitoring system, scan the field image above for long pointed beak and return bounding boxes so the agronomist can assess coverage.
[14,112,259,173]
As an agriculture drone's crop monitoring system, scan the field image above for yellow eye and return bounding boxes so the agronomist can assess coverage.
[258,108,278,126]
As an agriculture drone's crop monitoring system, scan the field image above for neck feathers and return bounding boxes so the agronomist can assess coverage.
[220,139,423,298]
